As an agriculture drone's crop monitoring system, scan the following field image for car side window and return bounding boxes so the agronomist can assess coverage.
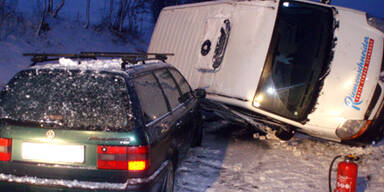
[154,69,181,110]
[133,73,168,124]
[169,69,193,102]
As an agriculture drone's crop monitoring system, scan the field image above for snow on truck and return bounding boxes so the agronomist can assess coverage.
[148,0,384,144]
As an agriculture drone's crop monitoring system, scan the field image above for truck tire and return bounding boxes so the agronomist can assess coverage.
[275,128,295,141]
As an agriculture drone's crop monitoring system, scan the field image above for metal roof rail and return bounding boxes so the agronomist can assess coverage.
[23,52,175,70]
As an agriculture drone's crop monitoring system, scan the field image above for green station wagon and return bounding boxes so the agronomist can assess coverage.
[0,53,204,192]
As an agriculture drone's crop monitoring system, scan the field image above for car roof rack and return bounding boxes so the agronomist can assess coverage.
[23,52,175,70]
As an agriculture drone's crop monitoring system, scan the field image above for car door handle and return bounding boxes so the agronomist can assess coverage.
[176,121,182,127]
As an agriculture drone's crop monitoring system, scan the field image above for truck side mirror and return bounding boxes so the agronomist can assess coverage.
[194,88,206,99]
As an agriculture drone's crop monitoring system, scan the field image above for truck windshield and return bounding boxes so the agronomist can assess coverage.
[0,70,133,132]
[254,1,334,121]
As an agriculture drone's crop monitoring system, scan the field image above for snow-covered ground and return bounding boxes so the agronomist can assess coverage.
[176,121,384,192]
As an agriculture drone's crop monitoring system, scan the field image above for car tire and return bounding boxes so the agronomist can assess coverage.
[161,161,175,192]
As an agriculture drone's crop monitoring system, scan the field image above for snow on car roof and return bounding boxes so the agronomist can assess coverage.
[30,57,160,73]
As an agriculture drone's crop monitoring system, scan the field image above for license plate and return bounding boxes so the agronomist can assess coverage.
[21,142,84,163]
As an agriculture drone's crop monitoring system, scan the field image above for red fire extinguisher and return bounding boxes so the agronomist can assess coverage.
[329,154,359,192]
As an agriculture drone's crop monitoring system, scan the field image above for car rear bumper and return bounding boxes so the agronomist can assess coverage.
[0,161,168,192]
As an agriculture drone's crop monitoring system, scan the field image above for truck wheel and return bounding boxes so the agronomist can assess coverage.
[275,128,295,141]
[161,161,175,192]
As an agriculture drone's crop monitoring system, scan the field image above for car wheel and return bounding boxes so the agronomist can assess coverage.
[161,161,175,192]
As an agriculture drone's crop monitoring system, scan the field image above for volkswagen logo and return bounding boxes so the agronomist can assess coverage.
[46,130,55,140]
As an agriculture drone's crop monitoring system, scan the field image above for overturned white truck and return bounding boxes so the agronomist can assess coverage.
[148,0,384,144]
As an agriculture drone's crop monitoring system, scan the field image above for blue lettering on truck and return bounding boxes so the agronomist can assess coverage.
[345,36,374,110]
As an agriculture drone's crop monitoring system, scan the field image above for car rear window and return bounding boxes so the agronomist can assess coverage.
[0,69,133,132]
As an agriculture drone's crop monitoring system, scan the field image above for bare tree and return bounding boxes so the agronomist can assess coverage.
[0,0,5,24]
[151,0,180,22]
[84,0,90,29]
[118,0,128,32]
[52,0,65,18]
[115,0,146,33]
[108,0,114,27]
[0,0,6,24]
[0,0,22,40]
[36,0,47,36]
[48,0,53,14]
[0,0,5,14]
[45,0,66,18]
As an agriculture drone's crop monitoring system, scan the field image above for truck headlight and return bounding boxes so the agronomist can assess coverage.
[336,120,371,140]
[366,14,384,33]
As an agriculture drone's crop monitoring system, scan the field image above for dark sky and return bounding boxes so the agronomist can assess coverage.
[314,0,384,18]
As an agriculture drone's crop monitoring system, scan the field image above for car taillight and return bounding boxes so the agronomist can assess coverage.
[0,138,12,161]
[97,145,149,171]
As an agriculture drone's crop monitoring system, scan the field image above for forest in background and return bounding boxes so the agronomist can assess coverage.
[0,0,210,41]
[0,0,214,88]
